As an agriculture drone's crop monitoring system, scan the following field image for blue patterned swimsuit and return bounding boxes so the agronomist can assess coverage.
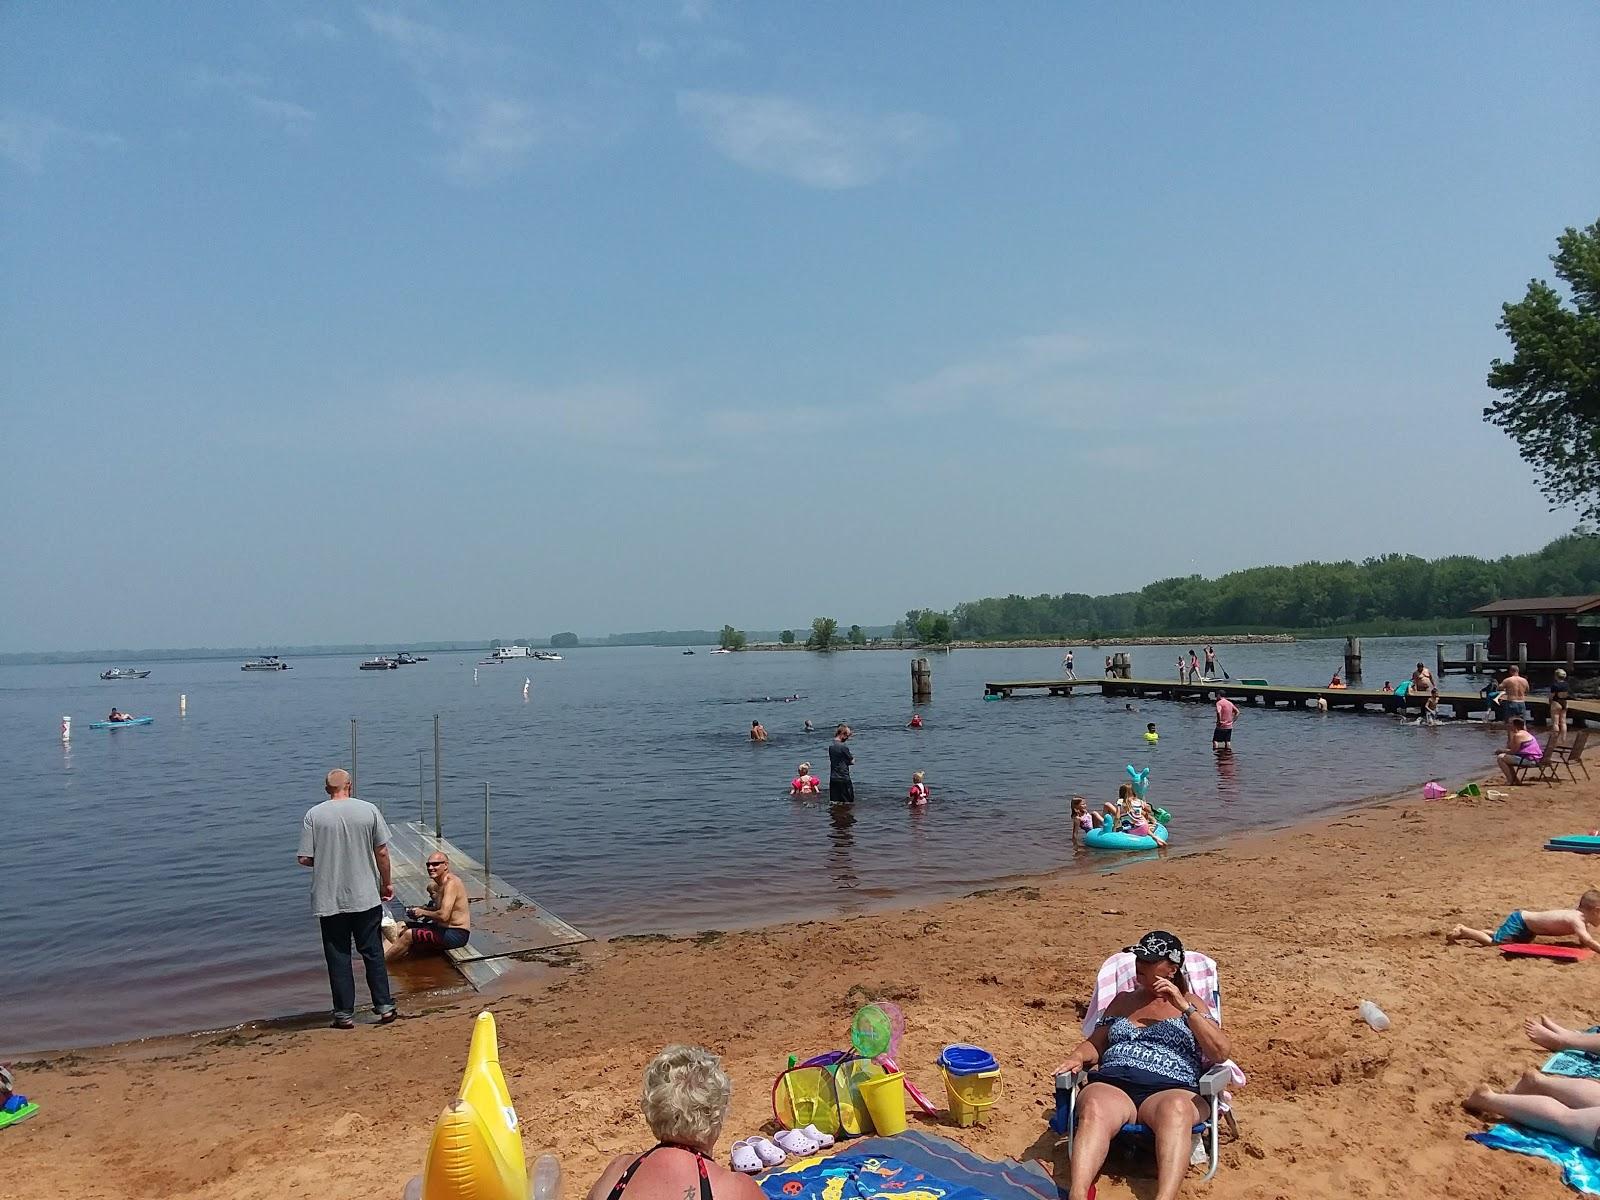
[1088,1015,1202,1107]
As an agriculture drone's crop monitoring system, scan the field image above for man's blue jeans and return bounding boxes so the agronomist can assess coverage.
[319,905,394,1020]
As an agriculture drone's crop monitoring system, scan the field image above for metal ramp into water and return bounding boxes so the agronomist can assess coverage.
[386,821,589,990]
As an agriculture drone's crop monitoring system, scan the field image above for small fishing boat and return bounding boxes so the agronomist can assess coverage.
[710,648,734,655]
[88,716,154,729]
[242,656,292,671]
[532,651,563,661]
[682,649,695,655]
[393,652,428,665]
[99,668,151,680]
[360,657,398,670]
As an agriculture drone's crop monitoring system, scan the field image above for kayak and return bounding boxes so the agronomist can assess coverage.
[1084,822,1168,851]
[88,717,154,729]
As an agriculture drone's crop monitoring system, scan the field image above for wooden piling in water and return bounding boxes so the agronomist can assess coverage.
[350,718,358,796]
[1345,637,1362,683]
[433,715,443,839]
[912,657,931,702]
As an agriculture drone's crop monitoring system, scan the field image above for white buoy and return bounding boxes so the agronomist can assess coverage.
[473,667,479,685]
[61,714,71,742]
[523,677,530,701]
[180,693,187,716]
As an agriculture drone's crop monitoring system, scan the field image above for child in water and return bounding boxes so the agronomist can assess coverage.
[1144,722,1159,743]
[907,770,929,806]
[790,763,821,796]
[1101,782,1137,829]
[1071,795,1094,838]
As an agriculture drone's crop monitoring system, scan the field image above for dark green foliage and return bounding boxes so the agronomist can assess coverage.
[922,532,1600,639]
[807,617,839,650]
[719,624,746,651]
[549,632,579,648]
[1486,220,1600,521]
[848,624,866,645]
[780,629,795,644]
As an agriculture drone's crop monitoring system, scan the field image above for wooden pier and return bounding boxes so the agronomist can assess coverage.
[982,676,1596,725]
[386,821,589,989]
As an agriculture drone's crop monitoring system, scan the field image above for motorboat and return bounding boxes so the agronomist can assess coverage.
[100,667,151,679]
[242,656,292,671]
[393,652,427,665]
[532,651,563,661]
[360,657,398,670]
[710,648,734,655]
[682,649,695,655]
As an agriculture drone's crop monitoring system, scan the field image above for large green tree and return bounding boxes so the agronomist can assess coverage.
[719,624,746,650]
[807,617,839,650]
[1486,219,1600,520]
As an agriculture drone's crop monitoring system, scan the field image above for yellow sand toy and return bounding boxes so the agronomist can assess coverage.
[411,1011,528,1200]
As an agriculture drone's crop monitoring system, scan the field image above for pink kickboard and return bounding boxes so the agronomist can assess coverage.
[1498,942,1595,961]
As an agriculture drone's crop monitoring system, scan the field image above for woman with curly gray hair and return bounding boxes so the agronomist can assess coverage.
[585,1046,765,1200]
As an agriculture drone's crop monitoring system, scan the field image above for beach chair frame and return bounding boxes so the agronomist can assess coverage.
[1549,730,1591,782]
[1047,950,1240,1184]
[1510,752,1560,786]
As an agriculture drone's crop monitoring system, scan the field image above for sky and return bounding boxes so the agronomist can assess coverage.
[3,3,1598,651]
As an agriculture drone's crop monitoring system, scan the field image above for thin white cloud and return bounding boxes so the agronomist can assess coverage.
[291,16,343,41]
[362,6,558,184]
[676,91,947,189]
[0,111,124,173]
[188,67,316,130]
[704,405,842,437]
[891,332,1101,415]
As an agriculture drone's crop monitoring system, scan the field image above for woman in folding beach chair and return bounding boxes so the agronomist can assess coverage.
[1052,931,1234,1200]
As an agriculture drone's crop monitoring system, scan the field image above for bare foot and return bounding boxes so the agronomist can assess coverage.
[1446,924,1465,944]
[1463,1085,1499,1115]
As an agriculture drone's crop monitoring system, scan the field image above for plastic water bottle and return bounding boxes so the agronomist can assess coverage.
[1359,1000,1390,1031]
[533,1153,562,1200]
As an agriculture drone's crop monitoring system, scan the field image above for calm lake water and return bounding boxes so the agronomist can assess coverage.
[2,637,1499,1055]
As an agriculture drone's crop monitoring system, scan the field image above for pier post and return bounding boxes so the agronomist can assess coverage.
[433,714,443,839]
[1518,642,1529,674]
[350,719,358,796]
[418,751,425,826]
[1436,643,1446,681]
[911,657,931,702]
[1568,642,1577,677]
[1345,637,1362,683]
[61,714,70,742]
[180,693,187,716]
[483,782,492,911]
[1470,643,1484,675]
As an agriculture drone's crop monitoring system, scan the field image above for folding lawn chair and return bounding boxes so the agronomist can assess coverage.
[1048,950,1243,1184]
[1549,730,1591,783]
[1510,748,1560,786]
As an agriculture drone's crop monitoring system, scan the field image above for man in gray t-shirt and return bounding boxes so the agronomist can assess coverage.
[296,768,396,1027]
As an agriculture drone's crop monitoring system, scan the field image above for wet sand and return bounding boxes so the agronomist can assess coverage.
[11,772,1600,1199]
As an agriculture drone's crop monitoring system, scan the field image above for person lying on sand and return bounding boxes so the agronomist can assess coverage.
[1465,1063,1600,1156]
[384,853,470,959]
[1446,890,1600,950]
[1526,1015,1600,1055]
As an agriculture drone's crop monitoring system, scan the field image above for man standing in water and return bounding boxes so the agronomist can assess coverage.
[1213,694,1239,751]
[828,724,855,805]
[297,768,397,1029]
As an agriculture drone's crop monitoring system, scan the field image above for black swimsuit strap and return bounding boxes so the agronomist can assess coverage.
[606,1144,714,1200]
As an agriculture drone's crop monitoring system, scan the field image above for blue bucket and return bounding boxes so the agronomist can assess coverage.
[939,1044,998,1075]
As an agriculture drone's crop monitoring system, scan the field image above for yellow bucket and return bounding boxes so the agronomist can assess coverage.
[856,1071,908,1136]
[941,1067,1002,1128]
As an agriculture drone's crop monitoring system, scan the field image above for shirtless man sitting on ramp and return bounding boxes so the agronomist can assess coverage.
[385,851,471,959]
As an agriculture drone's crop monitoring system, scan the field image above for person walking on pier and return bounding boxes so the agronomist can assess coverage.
[828,724,855,806]
[1188,650,1201,683]
[1213,694,1239,751]
[1063,649,1076,679]
[297,768,396,1029]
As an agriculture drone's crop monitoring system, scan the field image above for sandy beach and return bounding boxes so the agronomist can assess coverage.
[12,770,1600,1200]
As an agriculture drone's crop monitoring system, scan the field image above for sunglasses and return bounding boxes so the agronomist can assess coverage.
[426,862,447,869]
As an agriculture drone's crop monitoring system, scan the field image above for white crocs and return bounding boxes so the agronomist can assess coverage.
[800,1124,835,1148]
[748,1136,787,1167]
[773,1128,819,1156]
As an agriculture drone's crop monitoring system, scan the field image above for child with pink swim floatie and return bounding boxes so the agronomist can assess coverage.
[790,763,822,795]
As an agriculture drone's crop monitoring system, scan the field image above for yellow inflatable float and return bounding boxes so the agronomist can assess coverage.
[413,1011,528,1200]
